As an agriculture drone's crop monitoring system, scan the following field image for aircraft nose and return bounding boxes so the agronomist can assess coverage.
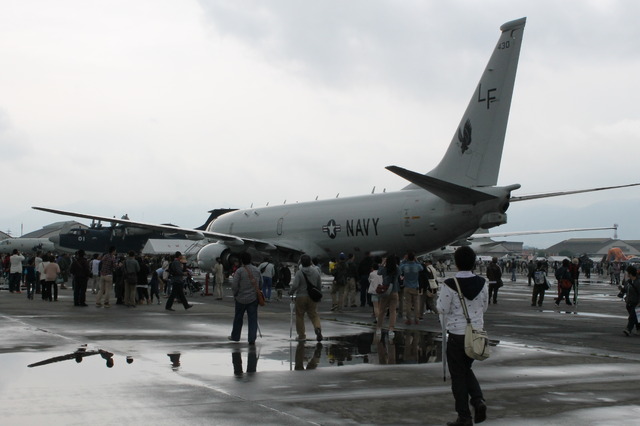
[49,235,60,246]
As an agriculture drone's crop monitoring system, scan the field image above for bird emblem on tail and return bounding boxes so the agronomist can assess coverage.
[458,119,472,154]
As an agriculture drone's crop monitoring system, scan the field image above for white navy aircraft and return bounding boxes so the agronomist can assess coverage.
[0,237,55,254]
[33,17,638,271]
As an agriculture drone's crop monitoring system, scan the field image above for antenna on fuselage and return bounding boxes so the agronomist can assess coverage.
[372,186,376,194]
[336,193,340,198]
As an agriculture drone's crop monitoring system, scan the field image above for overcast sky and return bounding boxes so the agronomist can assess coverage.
[1,0,639,248]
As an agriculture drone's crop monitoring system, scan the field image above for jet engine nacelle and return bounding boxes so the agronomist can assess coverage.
[197,242,230,273]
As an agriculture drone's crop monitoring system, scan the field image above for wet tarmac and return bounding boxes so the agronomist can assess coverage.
[1,274,639,425]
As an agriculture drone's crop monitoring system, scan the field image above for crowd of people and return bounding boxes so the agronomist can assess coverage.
[4,244,639,425]
[0,248,220,309]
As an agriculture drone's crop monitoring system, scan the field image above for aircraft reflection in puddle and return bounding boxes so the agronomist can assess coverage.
[26,330,495,376]
[27,344,124,368]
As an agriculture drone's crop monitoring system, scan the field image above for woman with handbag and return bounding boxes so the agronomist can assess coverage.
[437,246,489,426]
[229,252,262,345]
[289,255,323,342]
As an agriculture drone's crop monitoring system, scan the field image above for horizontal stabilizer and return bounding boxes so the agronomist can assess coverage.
[386,166,497,204]
[510,183,640,202]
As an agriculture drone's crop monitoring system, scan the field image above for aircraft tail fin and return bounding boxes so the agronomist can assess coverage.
[424,17,526,188]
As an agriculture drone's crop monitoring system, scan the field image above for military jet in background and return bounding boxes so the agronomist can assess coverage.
[45,209,236,255]
[33,18,640,272]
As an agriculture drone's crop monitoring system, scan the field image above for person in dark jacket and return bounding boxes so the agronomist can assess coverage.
[485,257,502,304]
[165,251,192,311]
[622,265,640,336]
[69,250,91,307]
[554,259,573,306]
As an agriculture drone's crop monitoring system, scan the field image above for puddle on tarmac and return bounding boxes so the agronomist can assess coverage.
[5,330,452,380]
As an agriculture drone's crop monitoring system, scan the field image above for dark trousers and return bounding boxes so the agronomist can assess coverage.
[73,277,88,305]
[626,303,639,332]
[165,281,190,309]
[556,287,571,305]
[9,273,21,292]
[531,284,546,306]
[150,282,160,302]
[42,281,54,301]
[488,283,499,303]
[137,287,149,302]
[359,274,370,306]
[447,333,484,420]
[230,299,258,344]
[114,280,124,303]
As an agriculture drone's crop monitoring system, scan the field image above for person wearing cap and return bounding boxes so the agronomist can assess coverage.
[165,251,193,311]
[70,250,91,307]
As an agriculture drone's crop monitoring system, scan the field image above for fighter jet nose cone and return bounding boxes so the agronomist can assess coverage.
[49,235,60,245]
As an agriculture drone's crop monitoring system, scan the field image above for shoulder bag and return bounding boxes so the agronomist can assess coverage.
[453,277,490,361]
[244,266,266,306]
[302,272,322,302]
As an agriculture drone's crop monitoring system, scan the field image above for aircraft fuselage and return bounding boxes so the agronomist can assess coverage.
[207,187,511,262]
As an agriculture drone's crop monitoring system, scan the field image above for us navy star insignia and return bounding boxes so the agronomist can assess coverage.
[322,219,341,239]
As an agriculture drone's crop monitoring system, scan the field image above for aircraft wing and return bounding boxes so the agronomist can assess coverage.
[31,206,289,252]
[468,225,616,240]
[510,183,640,202]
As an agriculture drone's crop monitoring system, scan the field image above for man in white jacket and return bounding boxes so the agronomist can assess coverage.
[9,249,25,293]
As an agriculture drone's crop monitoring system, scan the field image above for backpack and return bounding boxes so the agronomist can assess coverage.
[533,270,546,285]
